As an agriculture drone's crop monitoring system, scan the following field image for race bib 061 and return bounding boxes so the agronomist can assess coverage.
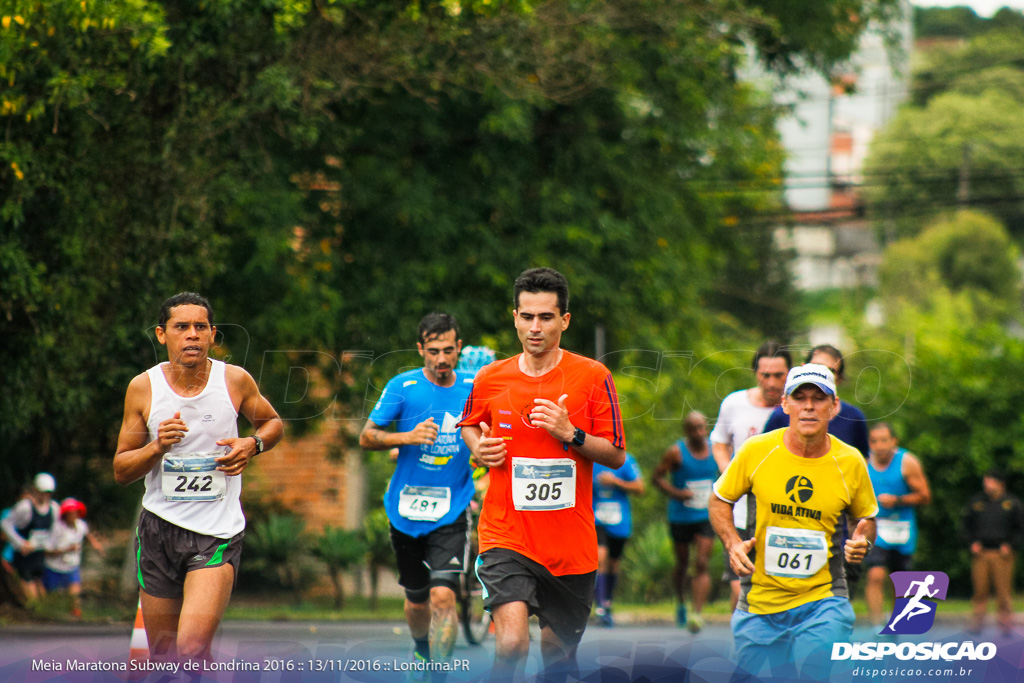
[764,526,829,579]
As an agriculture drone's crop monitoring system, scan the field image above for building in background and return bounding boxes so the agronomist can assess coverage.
[762,1,914,291]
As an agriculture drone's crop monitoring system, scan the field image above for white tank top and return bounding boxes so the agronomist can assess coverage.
[142,359,244,538]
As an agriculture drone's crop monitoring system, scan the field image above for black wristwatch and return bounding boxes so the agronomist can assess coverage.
[568,427,586,448]
[251,435,265,454]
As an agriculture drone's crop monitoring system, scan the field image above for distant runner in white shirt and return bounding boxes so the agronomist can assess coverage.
[710,340,792,610]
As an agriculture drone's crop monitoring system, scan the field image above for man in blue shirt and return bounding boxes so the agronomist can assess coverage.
[360,312,477,674]
[865,422,931,631]
[653,411,718,632]
[592,453,644,627]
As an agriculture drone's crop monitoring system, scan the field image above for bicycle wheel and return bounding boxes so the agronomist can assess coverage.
[461,560,490,645]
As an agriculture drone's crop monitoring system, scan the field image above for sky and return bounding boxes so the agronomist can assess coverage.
[910,0,1024,15]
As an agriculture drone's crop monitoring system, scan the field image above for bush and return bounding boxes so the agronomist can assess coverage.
[619,522,675,603]
[313,525,366,609]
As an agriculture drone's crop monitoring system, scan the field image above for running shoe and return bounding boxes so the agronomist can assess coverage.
[676,604,688,627]
[405,651,430,683]
[686,613,704,634]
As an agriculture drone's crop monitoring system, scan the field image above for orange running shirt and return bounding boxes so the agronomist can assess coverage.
[459,351,625,575]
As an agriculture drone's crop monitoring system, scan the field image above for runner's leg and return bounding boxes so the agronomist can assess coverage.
[491,601,530,680]
[177,563,234,661]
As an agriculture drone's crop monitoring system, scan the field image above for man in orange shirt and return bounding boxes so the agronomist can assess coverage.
[461,267,626,681]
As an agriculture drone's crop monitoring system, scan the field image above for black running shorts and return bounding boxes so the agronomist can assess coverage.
[476,547,596,646]
[135,508,243,599]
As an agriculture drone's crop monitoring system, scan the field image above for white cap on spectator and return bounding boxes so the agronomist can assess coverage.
[34,472,56,493]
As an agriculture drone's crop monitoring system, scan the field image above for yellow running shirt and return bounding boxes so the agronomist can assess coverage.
[714,428,878,614]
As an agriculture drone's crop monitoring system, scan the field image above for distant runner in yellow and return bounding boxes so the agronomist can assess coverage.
[709,364,878,680]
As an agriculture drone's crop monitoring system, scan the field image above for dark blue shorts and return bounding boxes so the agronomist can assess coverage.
[42,567,80,591]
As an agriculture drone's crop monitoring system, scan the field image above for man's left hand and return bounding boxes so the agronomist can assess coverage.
[845,518,873,564]
[530,394,574,442]
[215,437,258,476]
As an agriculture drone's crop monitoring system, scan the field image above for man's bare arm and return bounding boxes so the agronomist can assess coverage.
[359,417,438,451]
[598,471,645,495]
[900,453,932,506]
[217,367,284,475]
[709,495,755,576]
[528,395,625,469]
[113,373,179,486]
[652,446,690,501]
[712,442,733,474]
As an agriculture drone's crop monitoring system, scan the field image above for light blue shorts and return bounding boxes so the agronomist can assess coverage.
[732,596,854,680]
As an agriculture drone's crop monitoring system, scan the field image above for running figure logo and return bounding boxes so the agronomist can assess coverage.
[882,571,949,635]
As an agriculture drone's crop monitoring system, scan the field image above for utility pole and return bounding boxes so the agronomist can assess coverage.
[958,142,973,210]
[595,324,606,363]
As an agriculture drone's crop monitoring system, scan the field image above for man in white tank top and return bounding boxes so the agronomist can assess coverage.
[710,340,791,610]
[114,292,283,664]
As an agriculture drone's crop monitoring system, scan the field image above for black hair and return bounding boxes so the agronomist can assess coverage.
[985,468,1006,482]
[158,292,214,327]
[514,267,569,314]
[869,421,896,438]
[752,340,792,372]
[418,312,460,344]
[805,344,845,380]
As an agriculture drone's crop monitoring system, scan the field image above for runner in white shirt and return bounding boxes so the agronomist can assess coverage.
[114,292,284,665]
[710,340,791,610]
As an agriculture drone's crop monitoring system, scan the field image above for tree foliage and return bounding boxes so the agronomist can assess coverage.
[848,297,1024,595]
[864,23,1024,242]
[864,89,1024,241]
[913,5,1024,40]
[877,210,1021,320]
[1,0,899,520]
[314,525,366,609]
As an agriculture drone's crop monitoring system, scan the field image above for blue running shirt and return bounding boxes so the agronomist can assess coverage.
[593,454,641,539]
[369,368,476,537]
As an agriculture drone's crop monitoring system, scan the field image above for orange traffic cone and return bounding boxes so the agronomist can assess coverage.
[129,598,149,662]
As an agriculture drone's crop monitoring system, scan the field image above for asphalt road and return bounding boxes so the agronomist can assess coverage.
[1,619,1021,682]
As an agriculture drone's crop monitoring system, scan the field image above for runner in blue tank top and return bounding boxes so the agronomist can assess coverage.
[864,422,931,630]
[592,453,644,627]
[359,312,476,673]
[653,411,718,632]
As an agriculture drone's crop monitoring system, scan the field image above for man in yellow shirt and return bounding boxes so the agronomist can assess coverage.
[709,364,878,680]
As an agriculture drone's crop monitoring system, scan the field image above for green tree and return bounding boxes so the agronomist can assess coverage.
[877,210,1020,320]
[912,5,987,39]
[0,0,907,522]
[864,90,1024,240]
[849,301,1024,596]
[314,525,367,609]
[245,514,311,603]
[361,507,393,611]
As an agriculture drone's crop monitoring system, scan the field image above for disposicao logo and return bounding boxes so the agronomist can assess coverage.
[883,571,948,635]
[832,570,997,663]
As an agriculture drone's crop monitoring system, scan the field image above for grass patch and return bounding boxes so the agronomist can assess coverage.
[224,595,406,622]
